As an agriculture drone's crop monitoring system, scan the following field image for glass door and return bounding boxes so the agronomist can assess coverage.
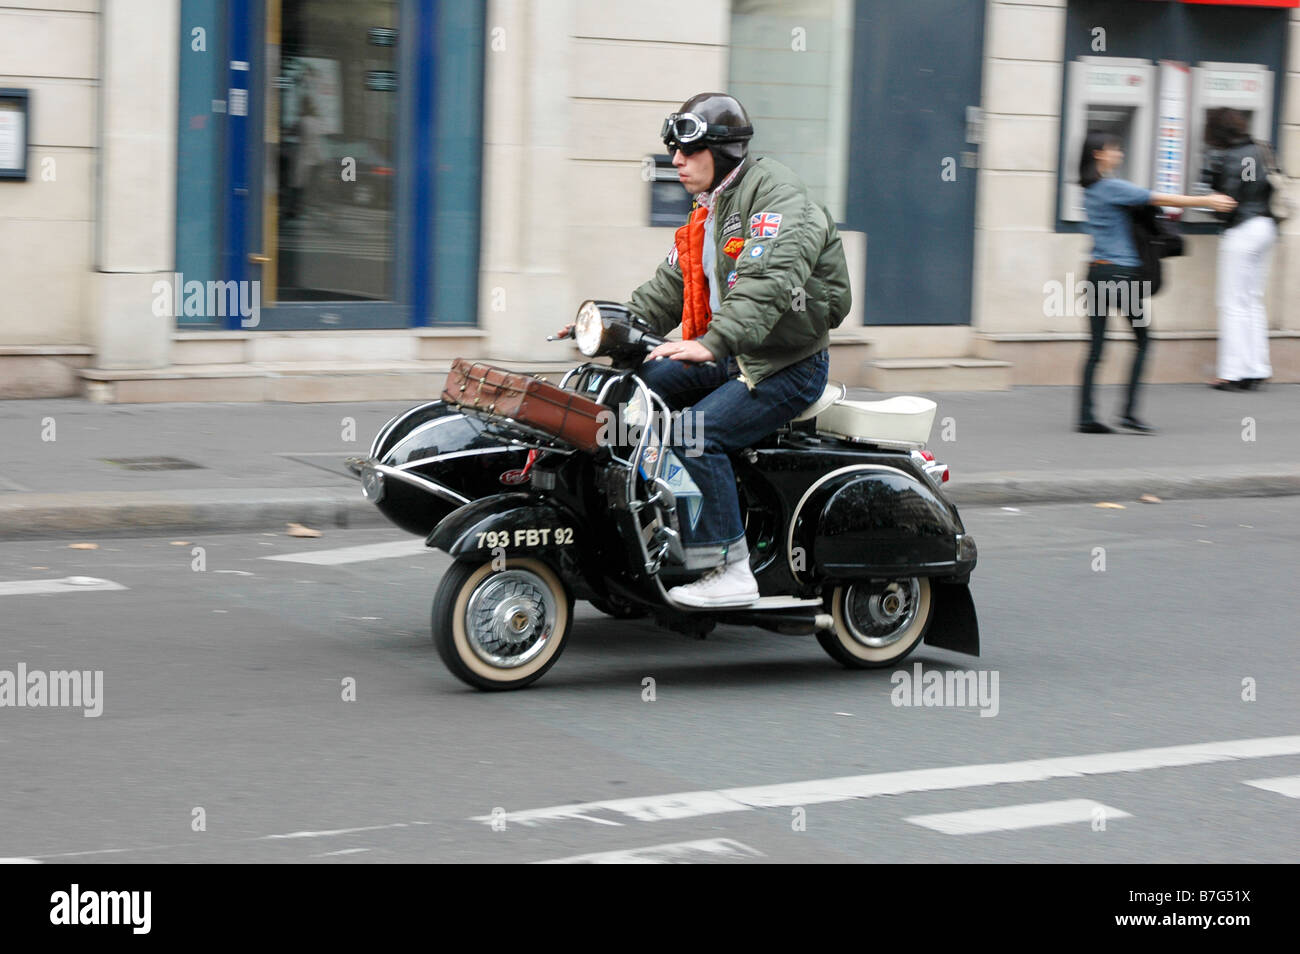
[253,0,409,328]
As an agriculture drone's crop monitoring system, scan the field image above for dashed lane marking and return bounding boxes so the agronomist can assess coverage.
[261,539,429,566]
[534,838,764,864]
[0,577,127,597]
[472,734,1300,829]
[905,799,1130,835]
[1243,775,1300,798]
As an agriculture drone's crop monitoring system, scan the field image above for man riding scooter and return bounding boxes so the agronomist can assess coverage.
[567,92,852,607]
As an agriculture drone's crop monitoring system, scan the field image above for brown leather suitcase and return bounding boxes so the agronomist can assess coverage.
[442,358,606,452]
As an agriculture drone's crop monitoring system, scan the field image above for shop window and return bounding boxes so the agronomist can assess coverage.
[728,0,854,222]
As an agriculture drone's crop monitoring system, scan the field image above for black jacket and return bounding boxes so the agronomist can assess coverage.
[1127,205,1184,296]
[1201,140,1274,229]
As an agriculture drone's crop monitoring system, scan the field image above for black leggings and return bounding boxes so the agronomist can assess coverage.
[1079,263,1150,425]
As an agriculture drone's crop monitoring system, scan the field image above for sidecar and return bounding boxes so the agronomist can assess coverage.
[348,400,531,537]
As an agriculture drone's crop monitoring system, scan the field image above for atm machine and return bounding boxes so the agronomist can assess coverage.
[1184,62,1275,222]
[1061,56,1156,222]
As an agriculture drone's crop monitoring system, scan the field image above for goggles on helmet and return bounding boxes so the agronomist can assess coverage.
[661,111,753,152]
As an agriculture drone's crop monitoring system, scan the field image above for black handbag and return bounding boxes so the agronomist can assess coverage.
[1127,205,1184,295]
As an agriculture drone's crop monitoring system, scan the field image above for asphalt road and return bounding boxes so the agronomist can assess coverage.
[1,497,1297,863]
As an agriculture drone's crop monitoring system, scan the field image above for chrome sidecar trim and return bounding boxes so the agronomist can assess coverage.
[383,413,473,464]
[369,401,445,460]
[371,463,471,506]
[785,463,917,583]
[395,445,517,470]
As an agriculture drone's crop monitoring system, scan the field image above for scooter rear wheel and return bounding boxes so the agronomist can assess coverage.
[432,557,573,691]
[817,577,933,669]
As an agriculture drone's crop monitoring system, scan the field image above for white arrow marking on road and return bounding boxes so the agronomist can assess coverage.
[262,539,429,566]
[0,577,127,596]
[1243,775,1300,798]
[472,734,1300,828]
[534,838,764,864]
[906,799,1130,835]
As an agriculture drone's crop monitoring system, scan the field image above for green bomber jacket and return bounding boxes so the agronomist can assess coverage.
[626,156,851,385]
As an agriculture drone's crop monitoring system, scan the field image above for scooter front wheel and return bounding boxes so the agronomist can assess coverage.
[432,557,573,691]
[817,577,933,669]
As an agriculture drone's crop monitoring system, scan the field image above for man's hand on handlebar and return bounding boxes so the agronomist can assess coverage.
[551,324,574,340]
[647,339,715,363]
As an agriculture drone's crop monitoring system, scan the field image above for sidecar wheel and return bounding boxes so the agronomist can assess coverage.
[817,577,933,669]
[432,558,572,691]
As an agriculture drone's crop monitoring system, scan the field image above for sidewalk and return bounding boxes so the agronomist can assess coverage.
[0,384,1297,537]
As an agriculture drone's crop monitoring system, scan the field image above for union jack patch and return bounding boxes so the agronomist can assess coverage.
[750,211,782,238]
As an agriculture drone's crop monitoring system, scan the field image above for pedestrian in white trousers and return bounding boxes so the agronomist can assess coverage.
[1201,108,1278,391]
[1216,214,1276,383]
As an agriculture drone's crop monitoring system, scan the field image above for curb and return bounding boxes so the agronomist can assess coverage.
[1,469,1298,538]
[0,488,388,539]
[944,467,1300,507]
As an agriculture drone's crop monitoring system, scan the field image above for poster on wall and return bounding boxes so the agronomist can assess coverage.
[0,89,30,180]
[283,57,342,135]
[1154,61,1189,218]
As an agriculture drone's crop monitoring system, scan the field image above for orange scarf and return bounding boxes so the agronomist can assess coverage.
[674,204,711,341]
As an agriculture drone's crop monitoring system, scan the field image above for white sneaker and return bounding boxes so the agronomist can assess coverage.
[668,560,759,608]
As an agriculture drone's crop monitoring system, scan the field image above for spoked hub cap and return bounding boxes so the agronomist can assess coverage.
[464,570,557,668]
[843,579,921,648]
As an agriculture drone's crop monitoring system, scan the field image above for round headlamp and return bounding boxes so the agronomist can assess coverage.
[574,300,605,356]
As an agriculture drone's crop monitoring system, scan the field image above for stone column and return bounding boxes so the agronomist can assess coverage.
[478,0,575,361]
[1278,7,1300,332]
[91,0,180,369]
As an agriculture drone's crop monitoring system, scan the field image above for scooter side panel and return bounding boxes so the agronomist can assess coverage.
[796,470,967,578]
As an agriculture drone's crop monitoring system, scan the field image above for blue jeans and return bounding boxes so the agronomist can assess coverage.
[636,350,829,569]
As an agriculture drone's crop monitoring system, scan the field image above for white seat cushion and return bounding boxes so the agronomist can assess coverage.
[815,395,937,445]
[792,381,844,422]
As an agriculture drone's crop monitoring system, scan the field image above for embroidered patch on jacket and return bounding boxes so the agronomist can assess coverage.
[721,211,742,236]
[723,236,745,259]
[749,244,765,258]
[667,246,679,267]
[749,211,782,238]
[726,270,738,289]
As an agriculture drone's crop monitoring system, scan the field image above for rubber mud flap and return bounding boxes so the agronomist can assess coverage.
[923,582,979,657]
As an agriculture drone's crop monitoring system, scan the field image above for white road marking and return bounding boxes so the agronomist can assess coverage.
[0,577,127,596]
[262,539,428,566]
[534,838,764,864]
[1243,775,1300,798]
[0,858,42,863]
[261,822,431,840]
[473,734,1300,828]
[313,848,372,857]
[906,799,1130,835]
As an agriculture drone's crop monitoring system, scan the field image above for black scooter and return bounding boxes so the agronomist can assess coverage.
[352,301,979,690]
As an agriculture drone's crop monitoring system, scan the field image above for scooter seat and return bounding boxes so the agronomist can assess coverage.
[815,395,937,446]
[792,381,845,422]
